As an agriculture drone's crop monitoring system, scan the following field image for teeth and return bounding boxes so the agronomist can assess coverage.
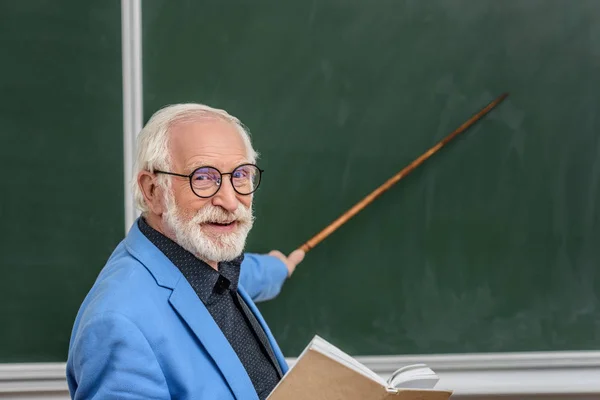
[203,220,236,225]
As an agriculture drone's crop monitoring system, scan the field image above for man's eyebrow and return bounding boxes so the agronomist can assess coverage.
[184,160,211,171]
[184,160,251,172]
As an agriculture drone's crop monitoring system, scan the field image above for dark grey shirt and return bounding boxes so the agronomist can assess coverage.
[138,217,281,399]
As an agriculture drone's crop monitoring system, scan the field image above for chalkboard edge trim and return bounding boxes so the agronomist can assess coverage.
[2,350,600,397]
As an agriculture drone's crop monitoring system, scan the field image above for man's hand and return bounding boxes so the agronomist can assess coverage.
[268,249,305,277]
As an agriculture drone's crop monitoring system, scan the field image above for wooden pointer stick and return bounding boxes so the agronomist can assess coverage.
[297,92,509,253]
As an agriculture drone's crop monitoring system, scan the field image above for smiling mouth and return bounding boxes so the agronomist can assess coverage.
[205,221,236,227]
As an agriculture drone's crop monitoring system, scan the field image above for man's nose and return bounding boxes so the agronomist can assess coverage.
[211,177,239,212]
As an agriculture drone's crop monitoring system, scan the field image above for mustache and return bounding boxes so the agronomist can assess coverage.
[190,204,253,225]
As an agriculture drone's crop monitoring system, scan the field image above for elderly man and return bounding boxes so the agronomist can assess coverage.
[66,104,304,399]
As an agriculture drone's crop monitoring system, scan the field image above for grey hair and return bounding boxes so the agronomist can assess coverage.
[131,103,259,213]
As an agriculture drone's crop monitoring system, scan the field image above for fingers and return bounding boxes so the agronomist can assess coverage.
[268,249,306,277]
[268,250,285,260]
[287,249,305,266]
[283,249,305,277]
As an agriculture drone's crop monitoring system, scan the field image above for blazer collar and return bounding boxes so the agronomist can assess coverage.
[124,218,182,289]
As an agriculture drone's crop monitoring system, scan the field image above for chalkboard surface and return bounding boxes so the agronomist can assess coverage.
[2,0,600,364]
[0,1,123,362]
[143,0,600,356]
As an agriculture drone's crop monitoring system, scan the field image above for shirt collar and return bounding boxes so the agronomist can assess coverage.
[137,217,243,302]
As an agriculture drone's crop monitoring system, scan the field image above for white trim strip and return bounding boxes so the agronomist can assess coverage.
[350,351,600,396]
[2,351,600,397]
[121,0,143,233]
[0,363,68,395]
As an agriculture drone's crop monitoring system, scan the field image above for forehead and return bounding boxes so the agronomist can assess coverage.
[168,116,248,170]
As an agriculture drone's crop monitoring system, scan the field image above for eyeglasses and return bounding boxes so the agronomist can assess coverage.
[154,163,263,198]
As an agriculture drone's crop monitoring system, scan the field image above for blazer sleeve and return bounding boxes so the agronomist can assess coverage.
[239,253,289,302]
[67,312,170,400]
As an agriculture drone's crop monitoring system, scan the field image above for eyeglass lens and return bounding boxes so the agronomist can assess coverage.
[191,164,260,197]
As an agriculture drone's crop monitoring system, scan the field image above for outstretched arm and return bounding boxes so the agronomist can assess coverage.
[240,250,305,302]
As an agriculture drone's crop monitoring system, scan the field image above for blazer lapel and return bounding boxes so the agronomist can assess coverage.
[169,275,259,400]
[238,287,290,375]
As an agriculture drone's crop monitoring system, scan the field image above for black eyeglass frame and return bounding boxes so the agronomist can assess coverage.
[154,163,264,198]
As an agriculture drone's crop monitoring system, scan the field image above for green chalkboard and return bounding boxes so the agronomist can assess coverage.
[0,1,123,362]
[143,0,600,356]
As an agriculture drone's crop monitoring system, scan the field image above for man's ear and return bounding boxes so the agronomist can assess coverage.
[138,171,165,215]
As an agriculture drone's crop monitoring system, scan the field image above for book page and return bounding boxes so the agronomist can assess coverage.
[309,336,387,386]
[387,363,439,389]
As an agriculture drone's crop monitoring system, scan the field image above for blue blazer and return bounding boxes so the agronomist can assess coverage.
[66,219,290,399]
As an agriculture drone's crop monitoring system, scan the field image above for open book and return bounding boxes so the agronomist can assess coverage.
[267,335,452,400]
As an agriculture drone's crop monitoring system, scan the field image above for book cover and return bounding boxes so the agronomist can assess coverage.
[268,336,453,400]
